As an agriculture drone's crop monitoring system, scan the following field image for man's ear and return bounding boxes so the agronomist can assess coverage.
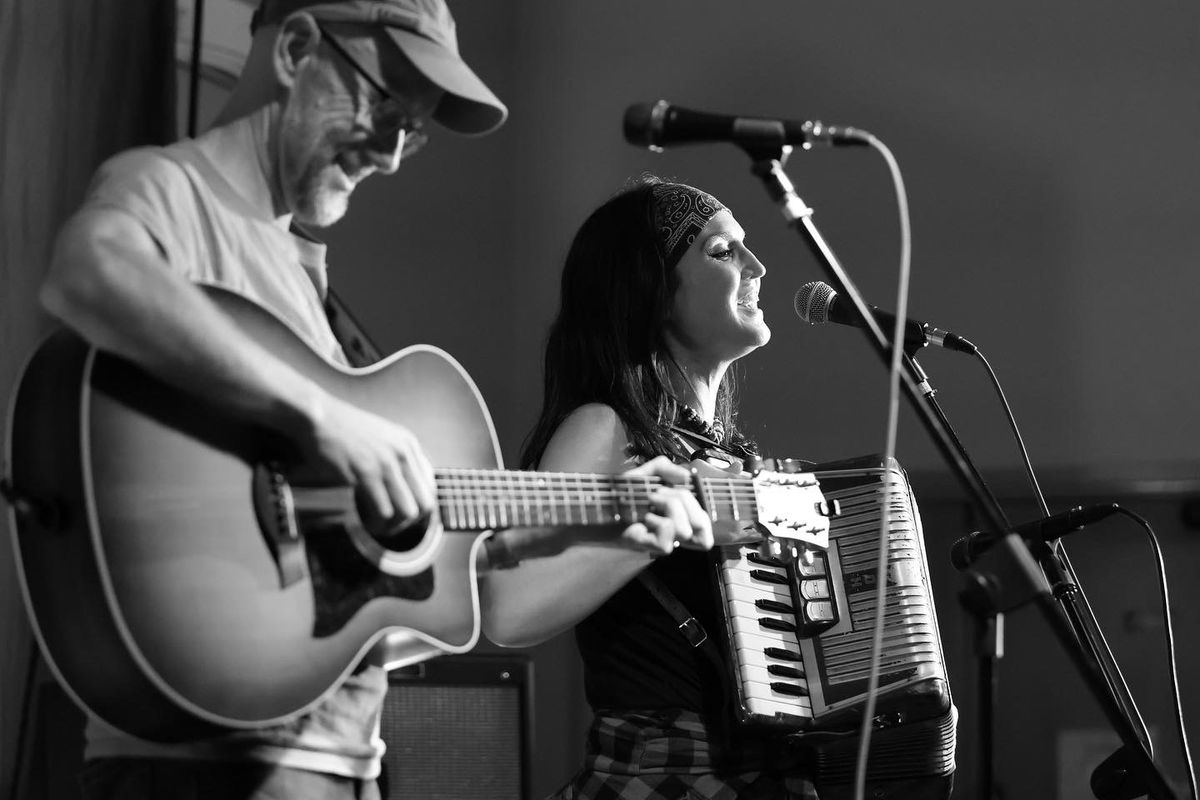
[272,12,321,89]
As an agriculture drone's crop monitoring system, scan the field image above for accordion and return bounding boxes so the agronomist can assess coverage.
[713,455,957,787]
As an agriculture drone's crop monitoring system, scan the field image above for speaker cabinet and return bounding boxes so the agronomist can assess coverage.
[379,654,533,800]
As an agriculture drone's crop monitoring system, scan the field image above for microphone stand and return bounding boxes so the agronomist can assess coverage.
[742,145,1009,532]
[740,143,1178,800]
[904,348,1009,800]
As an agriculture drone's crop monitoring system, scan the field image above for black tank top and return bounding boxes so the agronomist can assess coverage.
[574,547,727,715]
[574,427,744,717]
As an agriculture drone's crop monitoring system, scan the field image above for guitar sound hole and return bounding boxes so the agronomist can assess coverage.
[373,511,433,553]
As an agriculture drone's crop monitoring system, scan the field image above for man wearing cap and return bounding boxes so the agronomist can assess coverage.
[39,1,709,797]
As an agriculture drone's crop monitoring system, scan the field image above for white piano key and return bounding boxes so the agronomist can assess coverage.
[732,625,801,652]
[742,694,814,719]
[723,577,793,605]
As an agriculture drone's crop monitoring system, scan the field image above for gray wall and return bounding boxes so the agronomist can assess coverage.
[322,2,1200,797]
[332,1,1200,476]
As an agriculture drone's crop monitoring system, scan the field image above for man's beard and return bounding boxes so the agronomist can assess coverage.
[293,163,351,228]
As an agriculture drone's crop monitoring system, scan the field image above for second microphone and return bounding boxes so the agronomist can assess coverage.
[794,281,977,355]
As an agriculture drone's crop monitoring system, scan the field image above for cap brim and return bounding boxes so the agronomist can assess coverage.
[385,27,507,136]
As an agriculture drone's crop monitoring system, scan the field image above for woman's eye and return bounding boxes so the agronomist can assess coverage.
[709,248,733,260]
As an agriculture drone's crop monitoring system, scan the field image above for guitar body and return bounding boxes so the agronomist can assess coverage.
[7,289,501,741]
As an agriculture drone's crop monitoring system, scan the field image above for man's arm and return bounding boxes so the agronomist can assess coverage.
[41,206,434,529]
[480,404,712,648]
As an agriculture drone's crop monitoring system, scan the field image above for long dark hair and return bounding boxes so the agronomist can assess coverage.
[520,176,756,468]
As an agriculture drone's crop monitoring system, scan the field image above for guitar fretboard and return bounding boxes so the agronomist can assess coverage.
[434,468,761,530]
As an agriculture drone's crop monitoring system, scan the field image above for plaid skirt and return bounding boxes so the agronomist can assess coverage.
[549,709,819,800]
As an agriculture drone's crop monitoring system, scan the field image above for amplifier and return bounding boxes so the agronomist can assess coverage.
[379,654,533,800]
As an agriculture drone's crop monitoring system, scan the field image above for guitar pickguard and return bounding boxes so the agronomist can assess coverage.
[304,529,435,637]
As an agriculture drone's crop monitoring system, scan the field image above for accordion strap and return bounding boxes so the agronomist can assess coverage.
[636,570,731,690]
[637,571,710,648]
[636,569,739,749]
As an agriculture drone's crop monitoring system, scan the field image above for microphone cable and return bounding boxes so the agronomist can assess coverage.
[970,344,1195,796]
[1112,506,1198,799]
[852,131,911,800]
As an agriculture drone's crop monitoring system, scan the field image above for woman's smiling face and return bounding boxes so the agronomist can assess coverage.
[666,208,771,365]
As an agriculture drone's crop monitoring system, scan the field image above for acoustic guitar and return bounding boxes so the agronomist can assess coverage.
[5,288,831,742]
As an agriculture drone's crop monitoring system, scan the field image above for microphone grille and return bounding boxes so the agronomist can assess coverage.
[794,281,838,324]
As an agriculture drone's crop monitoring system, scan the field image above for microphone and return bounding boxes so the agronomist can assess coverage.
[624,100,870,150]
[794,281,978,355]
[950,503,1121,571]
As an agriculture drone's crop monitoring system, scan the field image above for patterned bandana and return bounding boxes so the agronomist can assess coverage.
[651,182,726,269]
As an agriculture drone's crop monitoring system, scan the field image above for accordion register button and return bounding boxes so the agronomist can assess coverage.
[800,579,830,599]
[804,601,835,621]
[795,559,826,577]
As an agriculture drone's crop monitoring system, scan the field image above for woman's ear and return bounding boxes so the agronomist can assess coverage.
[272,12,321,89]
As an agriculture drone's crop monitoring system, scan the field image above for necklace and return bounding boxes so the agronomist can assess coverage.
[676,403,725,445]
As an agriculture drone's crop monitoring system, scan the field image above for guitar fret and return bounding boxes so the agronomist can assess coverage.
[700,477,716,522]
[453,473,466,529]
[464,471,474,527]
[554,474,568,525]
[545,476,557,527]
[577,475,587,525]
[482,472,496,527]
[520,473,532,527]
[496,473,510,529]
[592,482,602,523]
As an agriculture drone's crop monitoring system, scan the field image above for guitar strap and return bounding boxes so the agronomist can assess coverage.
[323,287,383,367]
[283,220,384,368]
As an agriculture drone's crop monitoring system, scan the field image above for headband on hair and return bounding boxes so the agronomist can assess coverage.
[651,182,726,269]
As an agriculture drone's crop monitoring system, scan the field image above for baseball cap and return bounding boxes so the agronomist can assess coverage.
[252,0,507,135]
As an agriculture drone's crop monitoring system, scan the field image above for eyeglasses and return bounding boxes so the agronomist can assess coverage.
[316,23,430,158]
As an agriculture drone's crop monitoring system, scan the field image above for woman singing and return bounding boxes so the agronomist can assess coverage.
[481,175,825,798]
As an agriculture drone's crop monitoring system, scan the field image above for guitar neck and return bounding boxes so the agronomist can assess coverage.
[434,468,756,531]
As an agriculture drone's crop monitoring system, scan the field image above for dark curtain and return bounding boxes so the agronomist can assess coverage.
[0,2,176,796]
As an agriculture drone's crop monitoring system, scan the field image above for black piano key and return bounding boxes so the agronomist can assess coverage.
[764,646,802,662]
[767,664,805,680]
[754,598,795,614]
[770,681,809,697]
[748,552,786,568]
[759,617,797,633]
[749,568,788,585]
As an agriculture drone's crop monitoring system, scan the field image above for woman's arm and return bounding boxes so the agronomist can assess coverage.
[480,403,710,647]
